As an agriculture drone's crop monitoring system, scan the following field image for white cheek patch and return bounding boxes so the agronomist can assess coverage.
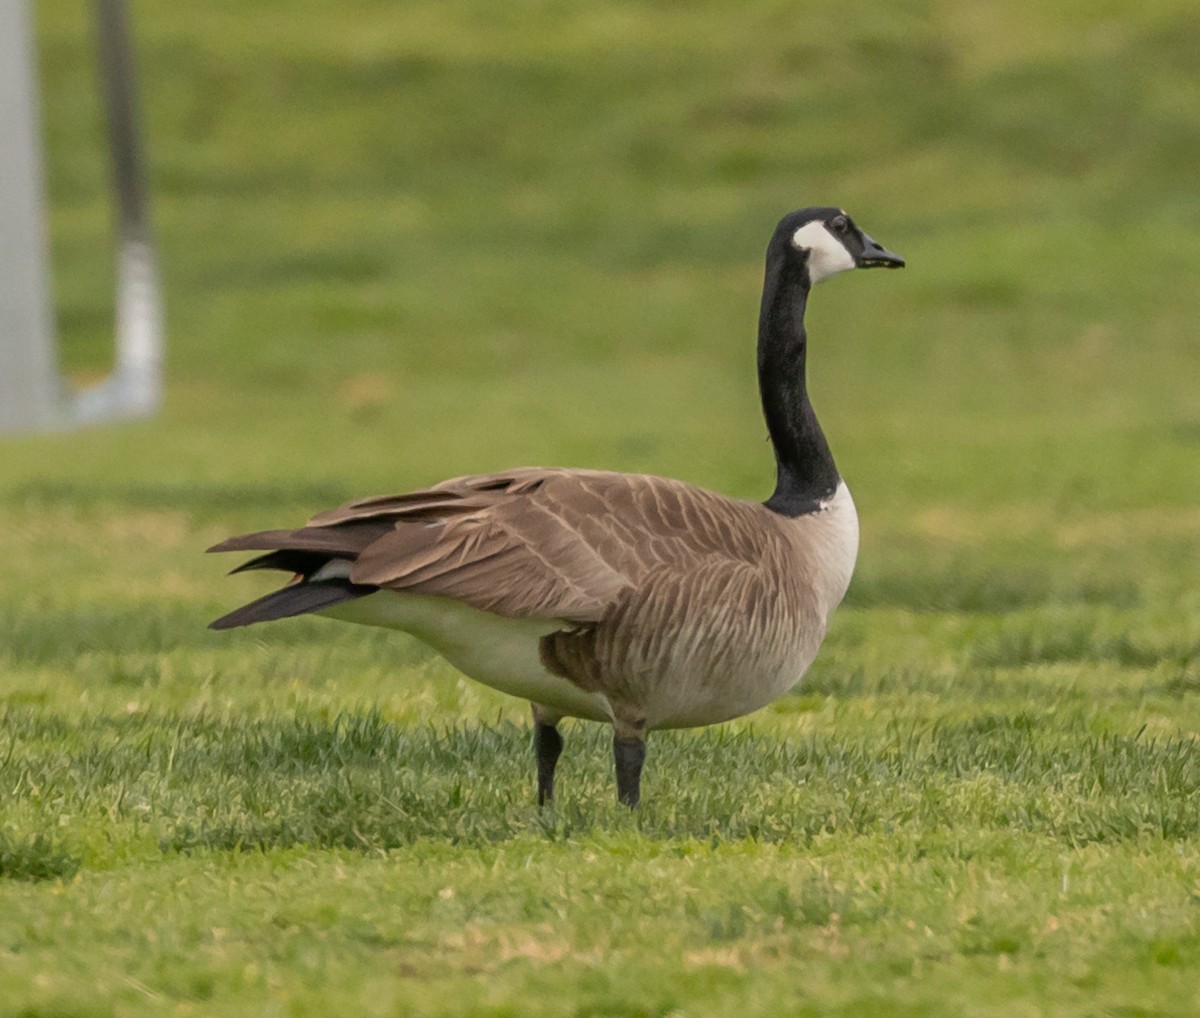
[791,221,856,284]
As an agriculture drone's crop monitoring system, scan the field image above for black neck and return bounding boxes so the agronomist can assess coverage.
[758,243,840,516]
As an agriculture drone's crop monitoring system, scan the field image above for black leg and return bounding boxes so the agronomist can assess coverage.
[534,722,564,806]
[613,735,646,808]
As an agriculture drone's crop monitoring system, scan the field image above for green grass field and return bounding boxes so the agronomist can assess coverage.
[3,0,1200,1014]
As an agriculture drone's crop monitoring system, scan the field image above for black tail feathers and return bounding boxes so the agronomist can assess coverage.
[209,580,375,630]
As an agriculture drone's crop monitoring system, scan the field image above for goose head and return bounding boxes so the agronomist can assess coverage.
[774,207,905,286]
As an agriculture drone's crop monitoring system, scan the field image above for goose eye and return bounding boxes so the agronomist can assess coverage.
[830,216,849,234]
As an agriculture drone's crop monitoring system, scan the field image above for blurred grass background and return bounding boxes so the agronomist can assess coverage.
[19,0,1200,536]
[14,0,1199,683]
[2,0,1200,1014]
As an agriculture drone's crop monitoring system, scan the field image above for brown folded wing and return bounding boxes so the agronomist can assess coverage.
[285,467,765,624]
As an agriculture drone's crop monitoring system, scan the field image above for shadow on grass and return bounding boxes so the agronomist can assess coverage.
[0,599,429,673]
[0,602,217,668]
[0,601,358,669]
[3,709,1199,859]
[0,832,81,883]
[969,616,1195,670]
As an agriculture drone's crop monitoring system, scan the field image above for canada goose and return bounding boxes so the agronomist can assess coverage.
[209,207,903,807]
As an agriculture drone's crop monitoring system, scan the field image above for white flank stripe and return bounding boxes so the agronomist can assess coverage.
[310,559,353,582]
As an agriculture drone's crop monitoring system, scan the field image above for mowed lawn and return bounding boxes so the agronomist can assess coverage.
[3,0,1200,1014]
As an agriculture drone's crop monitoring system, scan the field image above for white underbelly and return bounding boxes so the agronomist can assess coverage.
[320,591,614,723]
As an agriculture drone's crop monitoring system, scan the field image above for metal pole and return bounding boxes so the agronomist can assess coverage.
[0,0,63,433]
[74,0,163,422]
